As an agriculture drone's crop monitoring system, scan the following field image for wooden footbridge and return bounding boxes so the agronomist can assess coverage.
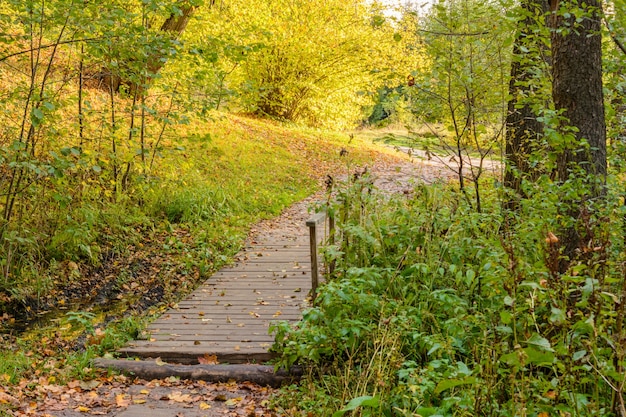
[117,199,327,365]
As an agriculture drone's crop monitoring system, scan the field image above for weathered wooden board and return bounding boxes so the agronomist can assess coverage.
[93,359,302,387]
[117,232,315,363]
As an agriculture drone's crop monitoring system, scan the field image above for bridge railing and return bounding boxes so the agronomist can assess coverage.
[305,211,334,302]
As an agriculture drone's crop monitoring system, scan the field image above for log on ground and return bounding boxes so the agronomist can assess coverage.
[93,358,302,388]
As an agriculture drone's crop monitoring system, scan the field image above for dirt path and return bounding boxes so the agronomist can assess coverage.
[4,155,452,417]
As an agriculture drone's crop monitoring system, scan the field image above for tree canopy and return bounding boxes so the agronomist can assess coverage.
[2,0,626,415]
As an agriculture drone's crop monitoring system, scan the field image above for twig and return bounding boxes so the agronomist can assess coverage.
[0,37,105,63]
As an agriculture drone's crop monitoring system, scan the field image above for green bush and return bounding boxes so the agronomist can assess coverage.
[272,174,626,416]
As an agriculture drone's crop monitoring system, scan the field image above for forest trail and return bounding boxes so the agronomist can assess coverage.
[113,153,453,365]
[12,155,454,417]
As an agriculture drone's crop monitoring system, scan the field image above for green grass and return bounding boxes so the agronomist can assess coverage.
[353,125,502,161]
[0,111,403,386]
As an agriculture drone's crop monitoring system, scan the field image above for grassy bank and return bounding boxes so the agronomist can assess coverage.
[0,113,400,388]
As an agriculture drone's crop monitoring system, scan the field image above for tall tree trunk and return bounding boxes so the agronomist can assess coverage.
[504,0,549,208]
[549,0,606,268]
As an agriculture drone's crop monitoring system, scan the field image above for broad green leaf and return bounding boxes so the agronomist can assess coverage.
[31,107,44,126]
[466,269,475,281]
[549,307,566,325]
[415,408,438,417]
[500,352,520,367]
[434,376,477,395]
[525,334,553,352]
[524,347,555,365]
[332,396,379,417]
[500,310,512,324]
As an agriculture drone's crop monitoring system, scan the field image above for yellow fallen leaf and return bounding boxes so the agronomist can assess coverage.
[75,406,90,413]
[116,393,131,407]
[78,380,100,390]
[0,392,19,406]
[140,389,150,395]
[133,399,147,404]
[168,391,193,403]
[198,354,218,365]
[225,397,242,407]
[199,402,211,410]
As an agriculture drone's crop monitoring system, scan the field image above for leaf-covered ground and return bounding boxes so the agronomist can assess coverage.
[2,373,276,416]
[1,146,456,417]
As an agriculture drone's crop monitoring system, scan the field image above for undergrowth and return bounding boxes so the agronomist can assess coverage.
[271,173,626,416]
[0,113,393,384]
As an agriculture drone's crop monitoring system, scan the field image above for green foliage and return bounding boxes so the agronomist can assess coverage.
[0,0,408,311]
[181,0,411,128]
[332,395,380,417]
[391,0,514,211]
[65,311,97,334]
[272,171,626,416]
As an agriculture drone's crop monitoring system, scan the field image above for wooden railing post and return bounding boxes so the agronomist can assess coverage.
[306,212,326,302]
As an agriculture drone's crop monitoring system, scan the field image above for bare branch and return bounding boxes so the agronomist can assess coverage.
[0,37,104,63]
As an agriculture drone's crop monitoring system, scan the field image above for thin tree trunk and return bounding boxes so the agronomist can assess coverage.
[109,62,118,200]
[504,0,549,209]
[144,4,197,80]
[78,43,85,148]
[94,2,203,93]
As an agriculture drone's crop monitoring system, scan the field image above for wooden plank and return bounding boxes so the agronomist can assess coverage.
[224,267,310,272]
[123,340,274,349]
[93,359,302,387]
[117,351,276,365]
[154,311,300,317]
[177,295,302,302]
[236,248,310,254]
[147,332,273,339]
[149,335,274,343]
[118,345,276,364]
[116,200,318,364]
[147,330,284,336]
[163,307,301,314]
[151,314,299,321]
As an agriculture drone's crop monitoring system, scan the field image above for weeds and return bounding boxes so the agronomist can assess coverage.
[271,172,626,416]
[0,112,392,389]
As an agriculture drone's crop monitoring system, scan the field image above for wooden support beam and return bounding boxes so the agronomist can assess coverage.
[93,359,302,388]
[306,212,326,301]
